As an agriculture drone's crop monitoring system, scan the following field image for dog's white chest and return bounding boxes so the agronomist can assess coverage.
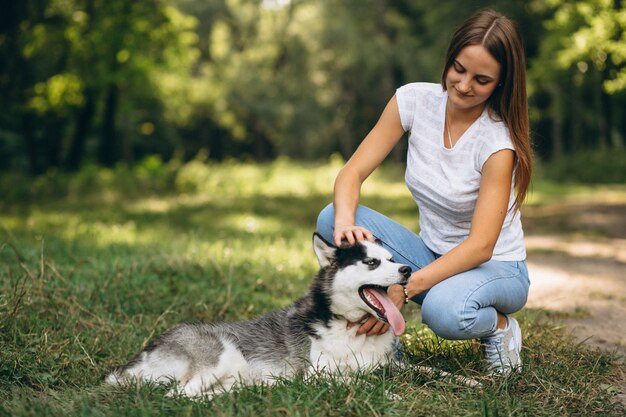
[308,321,396,373]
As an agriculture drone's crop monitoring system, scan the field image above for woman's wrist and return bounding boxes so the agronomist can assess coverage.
[388,284,407,310]
[406,272,427,298]
[334,216,355,229]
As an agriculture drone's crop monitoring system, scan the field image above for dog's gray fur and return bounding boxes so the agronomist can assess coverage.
[107,233,411,397]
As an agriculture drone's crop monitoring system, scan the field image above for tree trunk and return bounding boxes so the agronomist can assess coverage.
[99,83,119,166]
[252,120,275,161]
[22,113,42,175]
[550,84,563,159]
[66,90,96,170]
[45,115,65,169]
[204,121,224,161]
[120,112,133,165]
[569,77,582,153]
[598,85,611,149]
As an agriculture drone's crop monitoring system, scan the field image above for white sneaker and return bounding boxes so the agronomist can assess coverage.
[481,316,522,375]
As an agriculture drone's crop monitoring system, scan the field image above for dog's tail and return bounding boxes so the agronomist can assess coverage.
[105,368,124,385]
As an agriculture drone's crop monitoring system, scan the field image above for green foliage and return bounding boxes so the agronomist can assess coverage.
[539,147,626,183]
[1,161,624,416]
[548,0,626,94]
[0,157,179,206]
[527,0,626,160]
[1,1,626,174]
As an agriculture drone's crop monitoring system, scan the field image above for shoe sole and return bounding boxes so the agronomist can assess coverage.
[510,318,522,371]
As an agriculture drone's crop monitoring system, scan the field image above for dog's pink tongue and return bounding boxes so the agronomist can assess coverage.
[370,288,405,336]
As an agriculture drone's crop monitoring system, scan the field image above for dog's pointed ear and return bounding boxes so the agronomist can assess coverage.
[312,233,335,267]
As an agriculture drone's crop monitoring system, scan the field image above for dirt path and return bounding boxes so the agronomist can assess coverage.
[526,237,626,353]
[522,202,626,406]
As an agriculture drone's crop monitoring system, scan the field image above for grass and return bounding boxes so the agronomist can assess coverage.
[1,158,624,416]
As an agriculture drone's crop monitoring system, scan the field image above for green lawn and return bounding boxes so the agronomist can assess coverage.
[1,159,623,416]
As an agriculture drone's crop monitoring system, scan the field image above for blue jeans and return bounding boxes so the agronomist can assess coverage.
[316,204,530,340]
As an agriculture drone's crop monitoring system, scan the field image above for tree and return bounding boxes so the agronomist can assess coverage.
[0,0,201,173]
[1,0,624,173]
[529,0,625,156]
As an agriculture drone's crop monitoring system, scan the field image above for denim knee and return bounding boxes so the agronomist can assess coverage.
[316,203,335,243]
[421,291,485,340]
[421,299,468,340]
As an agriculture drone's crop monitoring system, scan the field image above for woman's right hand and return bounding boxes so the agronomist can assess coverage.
[333,224,375,247]
[331,96,404,248]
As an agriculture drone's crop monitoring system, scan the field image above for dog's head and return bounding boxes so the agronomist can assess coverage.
[312,233,411,336]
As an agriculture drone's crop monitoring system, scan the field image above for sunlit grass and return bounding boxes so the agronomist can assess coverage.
[527,178,626,206]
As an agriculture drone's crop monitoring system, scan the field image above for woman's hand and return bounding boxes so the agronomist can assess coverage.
[333,224,375,247]
[348,315,388,336]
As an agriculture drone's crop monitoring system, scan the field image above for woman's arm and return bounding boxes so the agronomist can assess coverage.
[332,95,406,246]
[404,148,516,298]
[363,148,516,336]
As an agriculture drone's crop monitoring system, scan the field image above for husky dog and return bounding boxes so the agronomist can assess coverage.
[106,233,411,397]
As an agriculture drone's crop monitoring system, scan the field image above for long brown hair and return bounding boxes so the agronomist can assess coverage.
[441,9,531,210]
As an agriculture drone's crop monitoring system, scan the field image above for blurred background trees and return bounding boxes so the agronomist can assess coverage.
[1,0,625,180]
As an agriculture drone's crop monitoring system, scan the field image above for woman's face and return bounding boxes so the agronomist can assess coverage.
[445,44,501,112]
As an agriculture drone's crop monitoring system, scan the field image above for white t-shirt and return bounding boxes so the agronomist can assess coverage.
[396,82,526,261]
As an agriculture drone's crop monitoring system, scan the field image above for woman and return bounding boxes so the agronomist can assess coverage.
[316,9,532,375]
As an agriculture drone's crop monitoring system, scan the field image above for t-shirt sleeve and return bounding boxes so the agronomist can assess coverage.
[477,126,516,172]
[395,84,418,132]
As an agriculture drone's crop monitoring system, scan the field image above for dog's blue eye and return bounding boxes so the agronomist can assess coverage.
[363,258,380,267]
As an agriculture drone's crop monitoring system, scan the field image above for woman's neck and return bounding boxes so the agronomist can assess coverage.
[446,100,486,126]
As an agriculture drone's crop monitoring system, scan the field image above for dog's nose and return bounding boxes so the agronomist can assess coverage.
[399,265,411,278]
